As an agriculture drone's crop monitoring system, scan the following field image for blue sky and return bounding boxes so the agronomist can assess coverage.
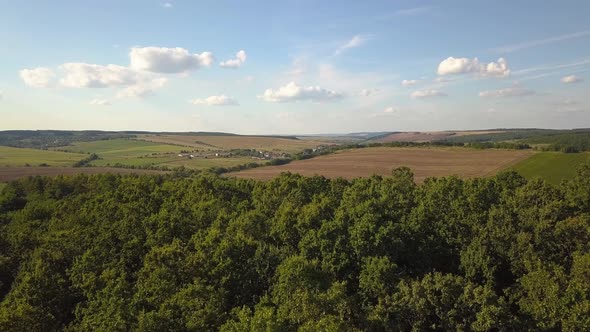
[1,0,589,134]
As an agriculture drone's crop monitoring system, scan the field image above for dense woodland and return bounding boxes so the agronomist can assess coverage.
[0,164,589,331]
[442,129,590,152]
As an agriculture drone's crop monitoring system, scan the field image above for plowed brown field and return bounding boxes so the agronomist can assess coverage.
[230,147,533,183]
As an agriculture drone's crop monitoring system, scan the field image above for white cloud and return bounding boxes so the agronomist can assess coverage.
[433,77,451,83]
[493,30,590,53]
[394,6,432,16]
[89,99,111,106]
[60,63,145,88]
[285,56,308,77]
[260,82,344,103]
[19,67,55,88]
[561,75,583,84]
[57,62,168,98]
[129,47,214,73]
[161,2,173,8]
[359,88,379,96]
[334,35,366,55]
[190,95,239,106]
[116,78,168,98]
[220,50,247,68]
[401,79,419,86]
[239,75,255,83]
[558,98,579,106]
[478,87,535,98]
[21,46,215,98]
[484,58,510,77]
[411,89,447,99]
[384,107,396,113]
[437,57,481,75]
[437,57,510,77]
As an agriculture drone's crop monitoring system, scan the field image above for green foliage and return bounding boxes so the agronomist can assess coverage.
[439,128,590,152]
[0,163,589,330]
[72,153,99,167]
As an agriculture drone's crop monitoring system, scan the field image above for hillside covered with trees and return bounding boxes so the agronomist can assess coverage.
[0,164,589,331]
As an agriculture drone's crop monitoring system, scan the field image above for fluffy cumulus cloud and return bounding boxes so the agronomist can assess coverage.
[19,45,217,99]
[220,50,247,69]
[19,67,55,88]
[561,75,583,84]
[260,82,344,103]
[129,47,214,73]
[401,79,419,86]
[437,57,510,77]
[411,89,447,99]
[58,63,168,98]
[60,63,146,88]
[478,87,535,98]
[89,99,111,106]
[485,58,510,77]
[190,95,239,106]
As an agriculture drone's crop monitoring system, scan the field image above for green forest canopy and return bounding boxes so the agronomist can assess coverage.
[0,163,589,331]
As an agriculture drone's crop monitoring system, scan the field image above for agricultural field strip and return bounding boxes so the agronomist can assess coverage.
[62,139,264,170]
[0,145,86,167]
[510,152,590,185]
[136,134,326,153]
[230,147,534,182]
[63,139,182,156]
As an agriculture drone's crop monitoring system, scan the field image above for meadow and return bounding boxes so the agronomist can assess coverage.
[0,146,85,167]
[61,138,181,156]
[137,134,325,153]
[3,133,589,185]
[511,152,590,185]
[230,147,533,182]
[60,138,261,170]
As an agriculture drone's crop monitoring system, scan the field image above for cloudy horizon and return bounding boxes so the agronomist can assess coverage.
[1,1,589,134]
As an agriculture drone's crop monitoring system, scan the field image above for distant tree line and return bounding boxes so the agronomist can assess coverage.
[0,161,589,331]
[72,153,100,167]
[440,129,590,153]
[0,131,133,150]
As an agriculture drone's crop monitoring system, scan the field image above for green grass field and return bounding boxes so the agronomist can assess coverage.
[62,139,182,167]
[61,139,261,170]
[63,139,181,156]
[0,146,85,167]
[161,157,261,170]
[511,152,590,185]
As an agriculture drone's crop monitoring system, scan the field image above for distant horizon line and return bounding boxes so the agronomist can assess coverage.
[1,127,589,137]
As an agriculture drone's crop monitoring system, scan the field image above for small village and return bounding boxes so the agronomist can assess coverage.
[175,145,328,161]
